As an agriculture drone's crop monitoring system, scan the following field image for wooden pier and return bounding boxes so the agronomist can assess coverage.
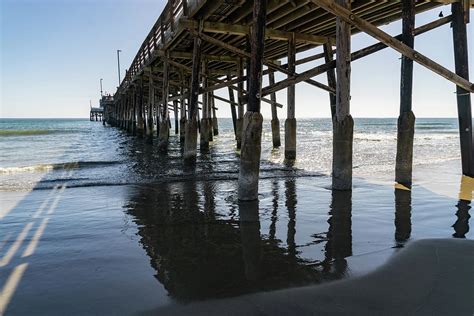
[89,107,103,122]
[105,0,474,199]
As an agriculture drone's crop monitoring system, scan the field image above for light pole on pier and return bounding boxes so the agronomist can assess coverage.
[117,50,122,86]
[100,78,103,97]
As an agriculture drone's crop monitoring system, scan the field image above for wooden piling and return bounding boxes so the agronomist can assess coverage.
[452,2,473,177]
[269,71,281,148]
[285,33,297,161]
[323,43,336,118]
[146,77,155,142]
[173,100,179,135]
[332,0,353,191]
[200,60,211,149]
[227,74,238,138]
[236,58,245,149]
[180,73,187,144]
[137,79,145,137]
[395,0,416,188]
[158,56,170,151]
[238,0,266,201]
[211,92,218,136]
[184,36,202,162]
[131,89,137,135]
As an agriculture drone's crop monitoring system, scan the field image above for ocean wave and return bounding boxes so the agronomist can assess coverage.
[0,129,83,137]
[0,161,123,174]
[0,129,55,136]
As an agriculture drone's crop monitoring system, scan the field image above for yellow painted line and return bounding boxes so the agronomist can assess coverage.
[0,223,34,268]
[459,175,473,202]
[394,183,410,191]
[0,263,29,316]
[22,218,49,258]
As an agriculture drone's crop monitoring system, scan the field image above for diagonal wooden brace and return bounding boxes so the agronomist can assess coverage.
[310,0,474,93]
[187,28,335,94]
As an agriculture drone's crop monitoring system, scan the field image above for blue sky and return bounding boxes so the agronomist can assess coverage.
[1,1,472,118]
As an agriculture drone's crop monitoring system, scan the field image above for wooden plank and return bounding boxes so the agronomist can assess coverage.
[310,0,474,93]
[180,18,333,45]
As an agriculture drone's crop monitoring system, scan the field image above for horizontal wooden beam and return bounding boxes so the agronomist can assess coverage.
[262,14,454,96]
[180,18,333,45]
[311,0,474,93]
[162,50,240,63]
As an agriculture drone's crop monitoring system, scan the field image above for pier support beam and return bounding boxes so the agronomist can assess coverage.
[236,58,245,150]
[227,74,238,138]
[395,0,416,189]
[323,43,337,118]
[184,36,202,162]
[212,92,219,136]
[180,75,187,144]
[174,100,179,135]
[452,2,473,177]
[137,79,145,137]
[158,57,170,151]
[238,0,266,201]
[146,77,155,142]
[285,34,297,160]
[200,60,211,149]
[130,90,137,135]
[269,71,281,148]
[332,0,353,191]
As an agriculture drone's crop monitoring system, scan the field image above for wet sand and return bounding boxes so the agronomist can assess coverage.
[0,160,471,315]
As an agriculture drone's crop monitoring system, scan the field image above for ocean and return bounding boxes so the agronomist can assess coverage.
[0,118,471,314]
[0,118,462,190]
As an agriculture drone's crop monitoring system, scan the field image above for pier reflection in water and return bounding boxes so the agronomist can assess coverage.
[123,177,472,302]
[452,176,472,238]
[124,177,359,302]
[120,138,471,302]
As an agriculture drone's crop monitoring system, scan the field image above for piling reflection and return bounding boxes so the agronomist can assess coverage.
[324,190,352,278]
[394,189,412,246]
[239,200,261,282]
[269,180,279,241]
[285,179,297,258]
[125,179,356,301]
[452,176,472,238]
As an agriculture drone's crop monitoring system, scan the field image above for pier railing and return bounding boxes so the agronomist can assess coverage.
[118,0,196,93]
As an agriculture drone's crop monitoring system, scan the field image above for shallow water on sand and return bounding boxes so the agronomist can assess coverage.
[0,118,471,314]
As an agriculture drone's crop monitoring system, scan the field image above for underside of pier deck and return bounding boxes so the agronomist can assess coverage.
[108,0,473,198]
